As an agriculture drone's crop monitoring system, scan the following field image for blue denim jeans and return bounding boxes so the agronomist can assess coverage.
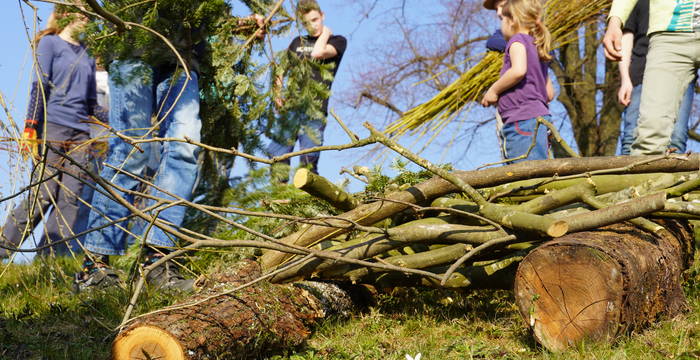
[619,81,695,155]
[84,60,202,255]
[267,115,326,173]
[499,116,550,163]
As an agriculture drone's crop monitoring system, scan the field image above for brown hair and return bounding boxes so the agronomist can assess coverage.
[502,0,552,61]
[35,4,84,44]
[296,0,322,18]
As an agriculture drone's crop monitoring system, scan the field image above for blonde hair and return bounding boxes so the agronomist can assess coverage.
[35,4,83,44]
[502,0,552,61]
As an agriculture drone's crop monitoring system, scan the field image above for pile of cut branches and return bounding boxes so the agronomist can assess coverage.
[115,126,700,357]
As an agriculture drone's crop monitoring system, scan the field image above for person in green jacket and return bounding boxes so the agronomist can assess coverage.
[603,0,699,155]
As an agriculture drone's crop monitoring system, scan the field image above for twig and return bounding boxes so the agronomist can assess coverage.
[84,0,127,32]
[330,108,359,142]
[440,234,518,286]
[537,116,580,158]
[364,122,487,206]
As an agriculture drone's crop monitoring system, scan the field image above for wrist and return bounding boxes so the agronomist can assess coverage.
[607,16,622,29]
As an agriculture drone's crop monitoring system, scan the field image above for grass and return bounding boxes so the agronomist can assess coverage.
[0,251,698,359]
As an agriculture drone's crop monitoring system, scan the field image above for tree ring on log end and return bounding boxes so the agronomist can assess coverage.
[112,325,185,360]
[546,221,569,238]
[514,245,623,351]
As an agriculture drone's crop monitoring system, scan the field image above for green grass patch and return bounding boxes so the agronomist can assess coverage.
[0,251,698,359]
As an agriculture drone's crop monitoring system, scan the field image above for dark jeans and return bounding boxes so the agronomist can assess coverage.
[1,122,90,257]
[267,116,326,173]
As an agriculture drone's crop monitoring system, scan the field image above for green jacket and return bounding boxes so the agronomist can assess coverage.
[610,0,698,34]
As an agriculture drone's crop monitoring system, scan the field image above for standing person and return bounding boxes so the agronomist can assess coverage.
[0,5,99,259]
[603,0,700,155]
[267,0,347,179]
[616,0,697,155]
[76,2,266,291]
[481,0,555,163]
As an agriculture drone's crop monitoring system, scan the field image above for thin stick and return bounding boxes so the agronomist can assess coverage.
[330,108,359,142]
[441,234,518,286]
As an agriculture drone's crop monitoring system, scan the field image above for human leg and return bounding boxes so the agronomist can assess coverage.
[668,77,697,153]
[501,117,549,163]
[39,128,91,256]
[618,85,642,155]
[83,60,154,256]
[297,117,326,173]
[1,160,58,257]
[630,32,699,155]
[144,70,201,249]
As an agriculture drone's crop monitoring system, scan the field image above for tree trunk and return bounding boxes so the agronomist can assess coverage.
[112,261,365,360]
[513,220,695,352]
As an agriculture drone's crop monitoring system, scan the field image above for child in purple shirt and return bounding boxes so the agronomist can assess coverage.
[481,0,554,163]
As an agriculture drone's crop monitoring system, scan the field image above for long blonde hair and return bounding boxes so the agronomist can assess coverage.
[502,0,552,61]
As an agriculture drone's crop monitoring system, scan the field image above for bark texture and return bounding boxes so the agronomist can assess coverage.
[112,261,362,360]
[513,221,695,352]
[261,155,700,270]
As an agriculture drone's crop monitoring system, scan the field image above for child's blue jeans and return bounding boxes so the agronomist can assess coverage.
[499,116,550,164]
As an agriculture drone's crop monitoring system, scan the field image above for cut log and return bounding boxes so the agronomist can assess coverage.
[513,220,694,352]
[112,261,367,360]
[261,155,700,270]
[294,168,359,211]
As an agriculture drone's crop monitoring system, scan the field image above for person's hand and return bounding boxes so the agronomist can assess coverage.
[253,14,266,39]
[322,25,332,37]
[603,17,624,61]
[19,127,39,160]
[617,79,633,106]
[275,97,285,109]
[481,88,499,107]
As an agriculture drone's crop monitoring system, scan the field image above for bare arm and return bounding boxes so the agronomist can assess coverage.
[546,76,554,102]
[618,32,634,84]
[310,26,338,60]
[617,31,635,105]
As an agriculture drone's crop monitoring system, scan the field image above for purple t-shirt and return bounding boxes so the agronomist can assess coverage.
[497,33,550,123]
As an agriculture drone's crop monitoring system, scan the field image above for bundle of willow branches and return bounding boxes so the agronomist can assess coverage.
[384,0,611,137]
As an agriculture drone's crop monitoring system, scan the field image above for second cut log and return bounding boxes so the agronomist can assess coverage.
[513,220,694,351]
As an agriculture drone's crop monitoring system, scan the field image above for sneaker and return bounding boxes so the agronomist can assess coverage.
[73,264,123,293]
[144,259,195,292]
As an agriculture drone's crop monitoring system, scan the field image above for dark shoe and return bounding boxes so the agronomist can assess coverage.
[0,246,11,260]
[144,260,195,292]
[73,264,123,293]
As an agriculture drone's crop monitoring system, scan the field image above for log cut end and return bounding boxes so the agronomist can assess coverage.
[112,325,186,360]
[514,245,623,351]
[546,221,569,238]
[293,168,312,188]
